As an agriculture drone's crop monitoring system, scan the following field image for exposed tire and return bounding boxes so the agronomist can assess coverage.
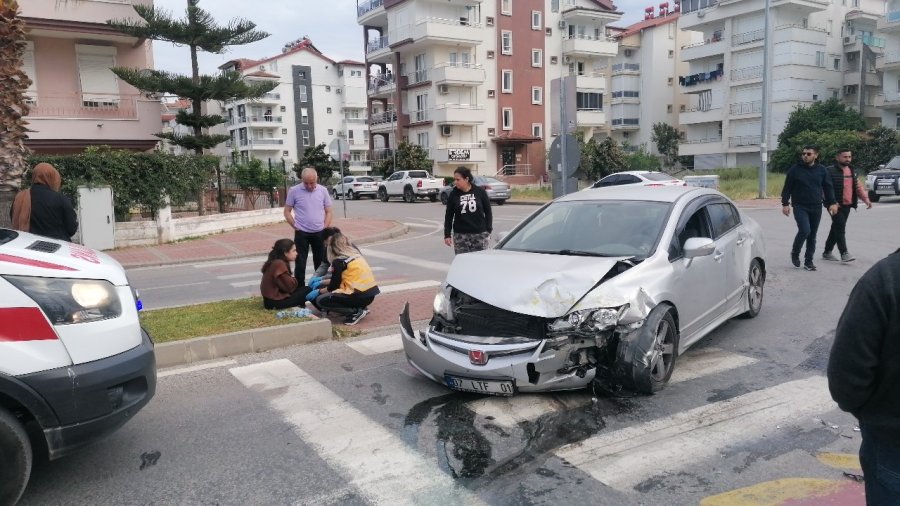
[440,192,449,206]
[495,200,505,206]
[348,190,357,200]
[428,194,437,202]
[616,304,678,394]
[378,188,389,202]
[740,258,765,319]
[403,186,415,203]
[869,191,880,203]
[332,189,339,200]
[0,407,32,506]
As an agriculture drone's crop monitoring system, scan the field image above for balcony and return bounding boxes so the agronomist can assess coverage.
[248,115,283,126]
[875,94,900,109]
[432,104,485,124]
[433,142,488,163]
[368,73,396,97]
[610,118,640,130]
[877,51,900,71]
[366,35,391,63]
[391,17,483,49]
[729,100,762,116]
[878,10,900,32]
[610,90,640,104]
[844,67,882,88]
[369,110,397,132]
[729,135,761,148]
[679,106,725,124]
[370,148,395,162]
[681,37,725,62]
[731,28,764,47]
[248,138,284,149]
[23,0,150,41]
[730,66,762,82]
[611,63,640,75]
[432,63,486,86]
[843,34,886,52]
[679,68,725,87]
[679,136,723,156]
[576,109,606,126]
[357,0,386,25]
[773,24,828,45]
[406,69,430,87]
[562,34,618,59]
[574,72,607,91]
[256,92,281,103]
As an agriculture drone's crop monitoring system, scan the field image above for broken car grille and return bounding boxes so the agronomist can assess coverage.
[452,291,546,340]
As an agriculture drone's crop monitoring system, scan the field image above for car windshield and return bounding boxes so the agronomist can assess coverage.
[356,177,375,182]
[643,172,677,181]
[500,200,671,258]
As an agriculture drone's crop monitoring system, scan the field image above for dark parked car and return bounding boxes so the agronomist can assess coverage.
[865,156,900,202]
[440,176,511,205]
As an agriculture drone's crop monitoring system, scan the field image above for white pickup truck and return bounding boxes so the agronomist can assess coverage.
[377,170,443,203]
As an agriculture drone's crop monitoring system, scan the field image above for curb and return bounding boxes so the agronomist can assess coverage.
[122,223,409,269]
[153,318,332,368]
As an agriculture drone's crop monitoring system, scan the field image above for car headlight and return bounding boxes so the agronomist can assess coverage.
[3,275,122,324]
[549,304,630,333]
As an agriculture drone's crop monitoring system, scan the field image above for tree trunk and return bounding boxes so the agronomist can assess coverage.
[0,0,32,196]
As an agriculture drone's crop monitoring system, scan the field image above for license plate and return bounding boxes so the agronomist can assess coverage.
[427,189,438,194]
[445,374,515,396]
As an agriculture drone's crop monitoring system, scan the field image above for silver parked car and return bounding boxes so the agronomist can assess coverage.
[440,176,511,205]
[331,176,379,200]
[400,186,766,395]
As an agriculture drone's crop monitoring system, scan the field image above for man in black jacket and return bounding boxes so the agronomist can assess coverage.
[781,145,838,271]
[828,248,900,505]
[822,149,872,263]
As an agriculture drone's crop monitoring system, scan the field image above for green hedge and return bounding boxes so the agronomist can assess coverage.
[27,146,217,221]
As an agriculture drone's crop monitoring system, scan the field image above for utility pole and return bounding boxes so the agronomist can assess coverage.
[758,0,771,198]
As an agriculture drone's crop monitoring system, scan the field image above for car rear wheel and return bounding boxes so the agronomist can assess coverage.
[403,187,415,203]
[440,192,449,205]
[494,200,505,206]
[347,190,357,200]
[428,194,437,202]
[378,188,388,202]
[740,259,765,319]
[617,304,678,394]
[0,407,32,506]
[869,191,880,203]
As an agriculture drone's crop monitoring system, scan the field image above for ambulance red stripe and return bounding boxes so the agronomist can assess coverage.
[0,307,58,342]
[0,253,77,271]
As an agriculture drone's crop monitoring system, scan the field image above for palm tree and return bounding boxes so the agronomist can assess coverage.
[0,0,32,225]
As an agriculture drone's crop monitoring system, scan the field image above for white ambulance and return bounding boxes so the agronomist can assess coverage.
[0,227,156,504]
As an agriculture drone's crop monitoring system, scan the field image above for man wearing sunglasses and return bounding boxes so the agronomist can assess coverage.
[781,145,838,271]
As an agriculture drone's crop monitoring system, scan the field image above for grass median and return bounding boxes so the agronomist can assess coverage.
[139,297,358,344]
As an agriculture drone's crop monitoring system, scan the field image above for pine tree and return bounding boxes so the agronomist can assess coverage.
[106,0,276,213]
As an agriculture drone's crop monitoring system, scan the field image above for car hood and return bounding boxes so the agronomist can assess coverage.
[446,249,629,318]
[0,229,128,285]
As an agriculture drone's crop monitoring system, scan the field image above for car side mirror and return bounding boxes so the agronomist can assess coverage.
[879,164,886,170]
[683,237,715,258]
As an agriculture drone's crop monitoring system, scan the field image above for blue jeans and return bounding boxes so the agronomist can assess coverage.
[791,204,822,264]
[860,425,900,505]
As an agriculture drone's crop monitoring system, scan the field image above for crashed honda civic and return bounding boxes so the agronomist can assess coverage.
[400,186,766,395]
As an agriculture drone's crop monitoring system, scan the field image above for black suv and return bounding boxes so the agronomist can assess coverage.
[866,156,900,202]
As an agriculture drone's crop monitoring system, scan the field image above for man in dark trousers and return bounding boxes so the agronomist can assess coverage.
[283,167,333,285]
[444,167,492,254]
[822,149,872,263]
[781,145,838,271]
[828,248,900,505]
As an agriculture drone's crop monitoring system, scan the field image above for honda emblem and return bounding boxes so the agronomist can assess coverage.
[469,350,488,366]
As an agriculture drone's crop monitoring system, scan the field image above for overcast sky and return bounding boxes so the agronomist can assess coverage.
[151,0,648,75]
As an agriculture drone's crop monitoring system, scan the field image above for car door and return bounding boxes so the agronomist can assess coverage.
[341,176,353,194]
[707,201,747,313]
[667,202,728,348]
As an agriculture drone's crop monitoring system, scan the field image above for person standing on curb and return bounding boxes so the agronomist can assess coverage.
[444,167,492,254]
[781,145,838,271]
[827,247,900,505]
[284,167,332,285]
[11,162,78,242]
[822,148,872,263]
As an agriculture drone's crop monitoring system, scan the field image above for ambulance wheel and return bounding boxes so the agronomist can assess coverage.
[0,407,32,505]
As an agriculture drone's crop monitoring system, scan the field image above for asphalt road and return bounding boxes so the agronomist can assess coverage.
[19,196,900,505]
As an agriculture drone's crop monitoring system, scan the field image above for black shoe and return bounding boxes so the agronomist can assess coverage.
[791,253,801,268]
[804,262,817,271]
[343,308,369,325]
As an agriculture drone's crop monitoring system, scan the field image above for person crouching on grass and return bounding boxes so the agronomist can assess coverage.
[305,232,379,325]
[260,239,312,310]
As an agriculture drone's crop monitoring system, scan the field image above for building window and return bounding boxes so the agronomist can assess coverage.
[76,45,119,104]
[501,0,511,15]
[417,131,430,148]
[327,107,332,113]
[815,51,825,67]
[488,127,496,136]
[298,85,308,102]
[501,31,512,55]
[667,104,673,113]
[668,50,674,58]
[283,151,289,156]
[280,105,286,112]
[325,85,331,92]
[834,58,840,70]
[298,71,306,79]
[486,16,495,26]
[302,130,310,146]
[22,41,37,100]
[667,77,673,85]
[576,92,603,110]
[532,86,543,104]
[282,128,288,134]
[502,70,513,93]
[550,56,558,64]
[301,107,309,124]
[532,123,543,138]
[551,0,559,12]
[532,11,542,29]
[502,107,513,130]
[487,50,496,59]
[487,89,496,98]
[532,49,543,67]
[546,27,553,36]
[328,129,334,135]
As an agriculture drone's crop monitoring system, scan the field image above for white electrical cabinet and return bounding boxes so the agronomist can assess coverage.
[76,186,115,250]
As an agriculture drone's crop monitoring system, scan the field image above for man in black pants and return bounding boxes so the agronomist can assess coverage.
[781,145,838,271]
[283,167,333,285]
[822,149,872,263]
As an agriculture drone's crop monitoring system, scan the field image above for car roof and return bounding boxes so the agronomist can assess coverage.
[559,185,718,204]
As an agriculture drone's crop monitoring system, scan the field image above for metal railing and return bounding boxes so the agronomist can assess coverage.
[366,35,390,54]
[369,110,397,125]
[368,73,395,91]
[357,0,384,17]
[433,61,484,70]
[729,135,761,147]
[731,66,763,81]
[407,69,429,85]
[370,148,395,161]
[497,164,532,177]
[730,100,762,115]
[611,63,640,73]
[682,136,722,144]
[732,29,764,46]
[437,141,487,149]
[409,108,430,122]
[26,93,140,119]
[611,118,640,126]
[250,115,282,123]
[259,92,281,100]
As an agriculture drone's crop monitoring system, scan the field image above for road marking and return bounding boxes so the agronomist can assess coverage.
[158,359,237,378]
[347,334,403,355]
[229,359,483,505]
[192,256,267,268]
[554,376,835,491]
[139,281,210,291]
[378,280,442,294]
[403,222,438,229]
[669,346,759,384]
[361,248,451,272]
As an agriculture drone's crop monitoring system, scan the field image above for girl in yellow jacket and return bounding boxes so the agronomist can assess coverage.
[305,232,380,325]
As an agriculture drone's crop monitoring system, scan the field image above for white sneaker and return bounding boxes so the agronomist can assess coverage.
[343,308,369,325]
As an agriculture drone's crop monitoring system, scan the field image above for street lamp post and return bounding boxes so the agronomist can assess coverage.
[758,0,772,198]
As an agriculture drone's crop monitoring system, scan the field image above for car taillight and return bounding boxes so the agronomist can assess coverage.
[417,180,423,188]
[646,183,664,187]
[353,183,361,187]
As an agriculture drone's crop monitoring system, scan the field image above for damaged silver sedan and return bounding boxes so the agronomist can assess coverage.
[400,186,766,395]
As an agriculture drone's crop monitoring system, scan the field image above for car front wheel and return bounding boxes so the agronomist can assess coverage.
[403,187,415,203]
[332,189,339,200]
[741,259,765,319]
[348,190,357,200]
[378,188,388,202]
[617,304,678,394]
[440,193,448,205]
[869,191,880,203]
[0,407,32,506]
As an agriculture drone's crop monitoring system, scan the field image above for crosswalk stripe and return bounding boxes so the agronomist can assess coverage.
[378,280,441,294]
[361,248,451,272]
[347,334,402,355]
[553,375,835,491]
[669,346,759,383]
[158,359,237,378]
[229,359,483,505]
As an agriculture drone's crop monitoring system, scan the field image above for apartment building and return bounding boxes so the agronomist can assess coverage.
[20,0,159,154]
[219,38,370,173]
[606,8,699,153]
[358,0,622,180]
[676,0,889,169]
[875,0,900,126]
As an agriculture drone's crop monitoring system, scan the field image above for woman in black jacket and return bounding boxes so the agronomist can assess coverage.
[11,163,78,241]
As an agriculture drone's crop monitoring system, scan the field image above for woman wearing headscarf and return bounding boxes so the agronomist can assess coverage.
[11,163,78,241]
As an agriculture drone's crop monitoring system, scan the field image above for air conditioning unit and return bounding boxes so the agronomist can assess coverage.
[844,36,851,43]
[624,49,633,57]
[336,88,343,94]
[259,65,266,71]
[563,55,572,64]
[558,20,567,29]
[438,84,450,94]
[441,125,452,136]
